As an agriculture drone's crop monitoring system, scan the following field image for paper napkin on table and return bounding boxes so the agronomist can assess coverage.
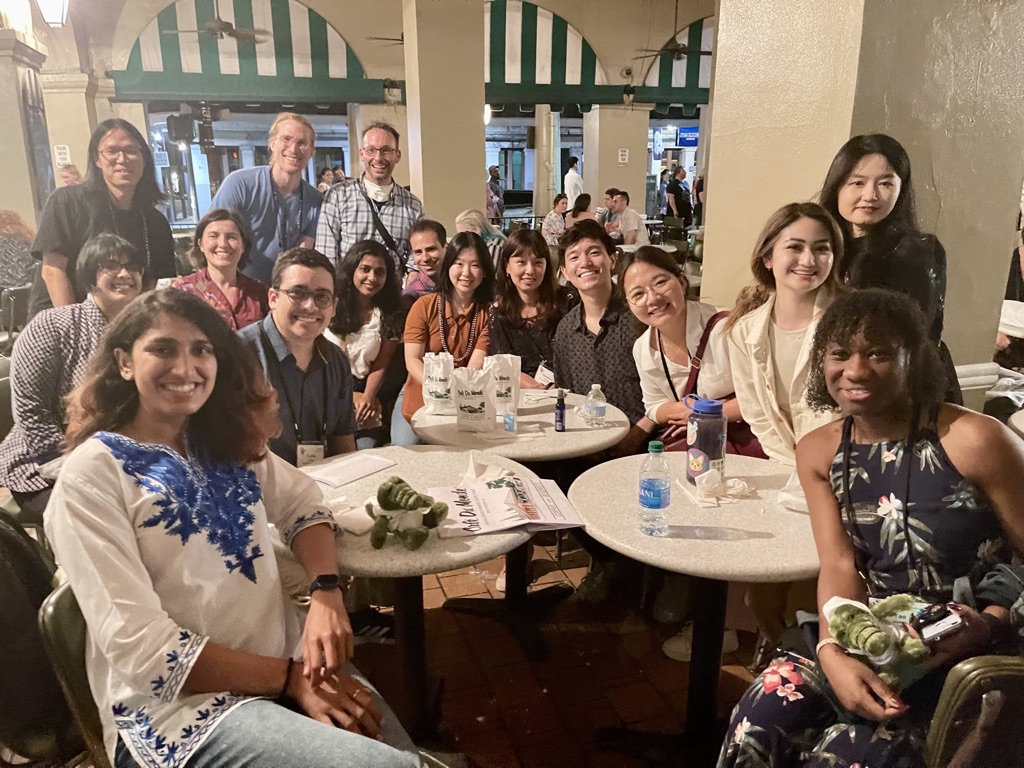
[461,451,516,484]
[326,497,376,535]
[777,471,808,513]
[476,423,544,442]
[676,469,756,507]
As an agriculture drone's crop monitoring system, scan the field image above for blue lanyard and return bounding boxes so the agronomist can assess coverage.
[269,167,304,251]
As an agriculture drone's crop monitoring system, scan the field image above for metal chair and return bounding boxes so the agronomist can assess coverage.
[0,284,30,354]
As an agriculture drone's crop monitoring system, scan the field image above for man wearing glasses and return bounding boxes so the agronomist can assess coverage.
[238,247,356,466]
[212,112,323,285]
[315,122,423,273]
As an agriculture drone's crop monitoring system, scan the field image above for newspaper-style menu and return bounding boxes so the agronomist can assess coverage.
[429,476,583,538]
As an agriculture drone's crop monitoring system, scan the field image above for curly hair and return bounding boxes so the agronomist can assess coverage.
[65,290,279,464]
[805,288,946,413]
[436,232,495,306]
[725,202,845,330]
[330,240,405,338]
[190,208,253,271]
[493,228,561,327]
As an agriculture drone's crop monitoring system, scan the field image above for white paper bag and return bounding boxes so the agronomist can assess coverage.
[484,354,521,430]
[422,352,454,414]
[452,367,497,432]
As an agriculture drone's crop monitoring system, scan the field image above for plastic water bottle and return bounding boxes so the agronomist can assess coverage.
[685,395,727,485]
[584,384,607,427]
[639,441,671,536]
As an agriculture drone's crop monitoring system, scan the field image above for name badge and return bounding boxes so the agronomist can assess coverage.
[296,442,325,468]
[534,362,556,388]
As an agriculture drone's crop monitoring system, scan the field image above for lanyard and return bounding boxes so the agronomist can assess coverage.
[106,197,151,271]
[269,167,304,251]
[258,327,328,444]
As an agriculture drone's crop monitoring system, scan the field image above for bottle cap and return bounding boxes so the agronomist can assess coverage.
[684,394,723,415]
[556,388,565,401]
[648,441,664,453]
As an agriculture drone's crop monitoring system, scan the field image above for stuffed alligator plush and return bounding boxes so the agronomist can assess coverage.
[365,476,449,551]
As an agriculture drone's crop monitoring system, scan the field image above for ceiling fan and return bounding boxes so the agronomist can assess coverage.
[633,0,711,62]
[367,33,404,47]
[163,0,271,43]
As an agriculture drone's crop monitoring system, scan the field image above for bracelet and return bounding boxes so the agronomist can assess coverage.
[815,637,844,657]
[277,658,294,701]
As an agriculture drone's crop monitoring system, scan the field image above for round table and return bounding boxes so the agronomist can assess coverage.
[569,453,818,739]
[617,243,678,255]
[1008,410,1024,440]
[305,446,533,737]
[410,391,630,461]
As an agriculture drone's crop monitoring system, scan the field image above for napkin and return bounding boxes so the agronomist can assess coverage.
[1000,300,1024,339]
[476,423,544,442]
[777,471,808,513]
[326,496,376,535]
[462,451,516,484]
[676,469,756,507]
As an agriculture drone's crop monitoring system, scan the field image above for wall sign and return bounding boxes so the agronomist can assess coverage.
[53,144,71,166]
[617,148,629,166]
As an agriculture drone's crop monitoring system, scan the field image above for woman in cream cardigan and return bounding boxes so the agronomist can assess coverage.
[726,202,844,465]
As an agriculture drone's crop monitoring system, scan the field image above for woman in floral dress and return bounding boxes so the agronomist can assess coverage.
[718,289,1024,767]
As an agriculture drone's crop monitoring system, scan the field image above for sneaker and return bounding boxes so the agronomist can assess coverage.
[495,568,506,593]
[349,608,396,645]
[662,626,739,661]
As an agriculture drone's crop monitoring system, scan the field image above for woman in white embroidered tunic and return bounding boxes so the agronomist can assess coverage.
[45,290,420,768]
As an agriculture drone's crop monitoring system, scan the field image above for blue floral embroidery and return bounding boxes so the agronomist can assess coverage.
[148,630,205,703]
[95,433,265,582]
[283,508,338,545]
[113,695,246,768]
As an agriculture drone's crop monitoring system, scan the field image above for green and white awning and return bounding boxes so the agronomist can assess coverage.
[635,16,713,111]
[111,0,380,102]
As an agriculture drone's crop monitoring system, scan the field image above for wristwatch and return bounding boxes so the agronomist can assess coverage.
[308,574,343,595]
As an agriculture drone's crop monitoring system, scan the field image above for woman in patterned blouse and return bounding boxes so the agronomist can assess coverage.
[171,208,269,330]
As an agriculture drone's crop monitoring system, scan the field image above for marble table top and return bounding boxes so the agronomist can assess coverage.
[617,243,678,254]
[308,446,532,578]
[1008,410,1024,440]
[410,391,629,462]
[568,454,819,583]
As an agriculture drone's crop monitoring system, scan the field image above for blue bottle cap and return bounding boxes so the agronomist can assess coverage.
[684,394,723,415]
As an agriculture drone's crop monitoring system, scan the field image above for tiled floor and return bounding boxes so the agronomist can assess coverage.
[355,539,758,768]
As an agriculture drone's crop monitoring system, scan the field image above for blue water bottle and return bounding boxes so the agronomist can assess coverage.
[684,395,726,485]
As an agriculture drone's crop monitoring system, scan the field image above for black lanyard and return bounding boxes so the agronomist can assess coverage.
[269,168,304,251]
[258,327,328,444]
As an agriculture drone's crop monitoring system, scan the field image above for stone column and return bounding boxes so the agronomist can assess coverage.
[40,72,100,185]
[350,103,410,188]
[0,28,50,225]
[402,0,486,231]
[532,105,556,218]
[581,103,652,213]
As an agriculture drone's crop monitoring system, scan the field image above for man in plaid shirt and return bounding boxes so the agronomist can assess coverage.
[315,121,423,273]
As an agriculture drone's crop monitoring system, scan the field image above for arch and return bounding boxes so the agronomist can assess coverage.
[109,0,383,103]
[637,15,714,109]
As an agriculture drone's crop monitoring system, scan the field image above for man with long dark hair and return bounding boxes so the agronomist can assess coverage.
[29,119,176,318]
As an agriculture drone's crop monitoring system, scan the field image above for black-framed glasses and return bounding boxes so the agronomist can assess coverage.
[625,275,676,306]
[279,287,335,309]
[98,258,143,274]
[99,147,143,161]
[361,146,397,158]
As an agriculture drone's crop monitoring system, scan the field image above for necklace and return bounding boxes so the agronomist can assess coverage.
[269,167,304,251]
[437,294,477,366]
[106,196,151,271]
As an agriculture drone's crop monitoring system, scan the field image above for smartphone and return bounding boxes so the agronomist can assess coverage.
[911,604,964,644]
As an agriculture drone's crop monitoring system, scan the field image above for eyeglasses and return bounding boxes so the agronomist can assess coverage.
[361,146,397,158]
[278,287,335,309]
[275,135,312,151]
[99,147,143,161]
[98,259,142,274]
[625,275,677,306]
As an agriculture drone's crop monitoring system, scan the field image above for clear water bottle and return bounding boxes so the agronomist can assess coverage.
[584,384,607,427]
[685,395,726,485]
[639,440,671,537]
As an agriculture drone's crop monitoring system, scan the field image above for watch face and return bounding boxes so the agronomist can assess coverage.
[309,574,342,593]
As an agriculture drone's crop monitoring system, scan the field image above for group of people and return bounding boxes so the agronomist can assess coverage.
[3,107,1022,768]
[542,182,651,248]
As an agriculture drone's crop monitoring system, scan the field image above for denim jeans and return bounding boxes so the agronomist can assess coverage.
[389,388,420,446]
[114,665,422,768]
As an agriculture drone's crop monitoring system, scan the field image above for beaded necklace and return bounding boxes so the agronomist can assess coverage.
[106,196,151,271]
[437,294,478,365]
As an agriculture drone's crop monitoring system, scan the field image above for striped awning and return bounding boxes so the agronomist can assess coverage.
[635,16,713,111]
[111,0,380,103]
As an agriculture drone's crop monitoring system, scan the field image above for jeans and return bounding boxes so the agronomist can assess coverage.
[114,666,422,768]
[389,388,420,446]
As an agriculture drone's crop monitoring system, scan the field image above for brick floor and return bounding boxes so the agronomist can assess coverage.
[356,538,758,768]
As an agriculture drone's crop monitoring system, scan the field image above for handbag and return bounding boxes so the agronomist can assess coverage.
[657,310,767,458]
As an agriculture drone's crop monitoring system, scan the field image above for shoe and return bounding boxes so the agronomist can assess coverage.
[662,626,739,661]
[349,608,396,645]
[495,568,506,593]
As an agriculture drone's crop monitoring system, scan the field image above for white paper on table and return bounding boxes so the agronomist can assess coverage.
[431,476,583,538]
[476,423,543,442]
[303,453,397,488]
[330,500,376,535]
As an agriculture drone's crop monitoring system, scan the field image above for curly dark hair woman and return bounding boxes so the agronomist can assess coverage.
[330,240,404,339]
[805,288,946,413]
[66,289,278,464]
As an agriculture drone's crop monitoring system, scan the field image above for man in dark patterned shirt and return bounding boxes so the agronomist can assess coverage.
[553,220,656,458]
[315,121,423,273]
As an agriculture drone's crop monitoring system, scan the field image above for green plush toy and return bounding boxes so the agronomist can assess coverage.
[365,476,449,550]
[826,593,931,690]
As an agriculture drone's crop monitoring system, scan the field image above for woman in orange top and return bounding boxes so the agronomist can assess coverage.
[401,232,494,422]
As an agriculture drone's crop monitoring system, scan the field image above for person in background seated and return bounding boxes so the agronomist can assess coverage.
[489,229,564,389]
[238,248,356,466]
[171,208,268,331]
[596,187,620,227]
[48,289,421,768]
[59,163,82,187]
[565,194,597,229]
[326,241,406,449]
[30,119,176,318]
[719,289,1024,768]
[608,191,650,246]
[332,165,346,183]
[455,208,507,264]
[404,219,446,302]
[542,194,568,246]
[317,167,335,195]
[819,133,961,404]
[400,233,494,438]
[0,210,38,292]
[0,233,143,525]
